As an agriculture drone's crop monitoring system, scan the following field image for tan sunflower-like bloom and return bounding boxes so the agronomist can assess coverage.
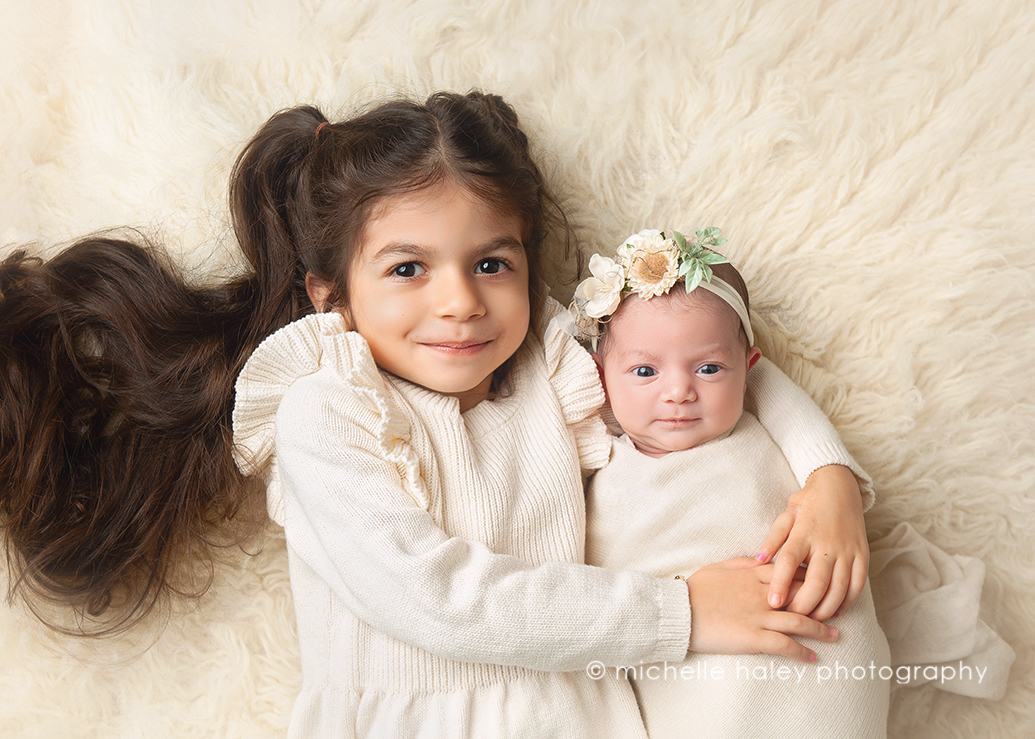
[622,232,680,298]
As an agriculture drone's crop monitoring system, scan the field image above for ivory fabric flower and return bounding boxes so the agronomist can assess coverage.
[624,235,680,299]
[616,228,663,267]
[574,254,626,318]
[566,226,731,346]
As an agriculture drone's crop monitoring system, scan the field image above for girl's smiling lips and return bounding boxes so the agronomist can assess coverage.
[419,339,493,355]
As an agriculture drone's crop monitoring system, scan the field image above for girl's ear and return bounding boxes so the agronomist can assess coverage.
[306,273,353,328]
[305,273,333,313]
[747,346,762,371]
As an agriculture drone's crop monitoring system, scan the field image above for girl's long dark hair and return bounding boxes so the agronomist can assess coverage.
[0,91,571,634]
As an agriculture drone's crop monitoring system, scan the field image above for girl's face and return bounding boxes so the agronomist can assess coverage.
[340,180,530,411]
[597,292,761,457]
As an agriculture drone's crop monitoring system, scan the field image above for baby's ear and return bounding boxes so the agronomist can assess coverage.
[746,346,762,371]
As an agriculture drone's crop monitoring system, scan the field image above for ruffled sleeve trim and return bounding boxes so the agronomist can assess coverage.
[232,313,424,525]
[541,297,611,472]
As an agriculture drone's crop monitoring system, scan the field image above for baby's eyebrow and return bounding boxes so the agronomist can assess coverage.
[616,347,663,364]
[692,344,735,360]
[616,344,736,365]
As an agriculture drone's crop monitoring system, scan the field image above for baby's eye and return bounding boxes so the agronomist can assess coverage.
[698,364,722,376]
[475,257,510,275]
[633,366,656,378]
[390,262,426,278]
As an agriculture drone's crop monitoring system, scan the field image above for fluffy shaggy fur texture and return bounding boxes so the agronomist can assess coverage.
[1,1,1032,737]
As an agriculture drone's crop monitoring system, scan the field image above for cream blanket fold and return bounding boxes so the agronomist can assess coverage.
[869,523,1015,700]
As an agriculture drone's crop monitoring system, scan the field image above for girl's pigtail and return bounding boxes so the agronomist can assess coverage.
[0,109,327,635]
[0,238,262,634]
[229,106,327,336]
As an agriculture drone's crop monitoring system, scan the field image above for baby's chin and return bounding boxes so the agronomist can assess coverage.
[627,423,735,457]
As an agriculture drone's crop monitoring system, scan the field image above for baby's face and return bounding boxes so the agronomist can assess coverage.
[597,292,760,457]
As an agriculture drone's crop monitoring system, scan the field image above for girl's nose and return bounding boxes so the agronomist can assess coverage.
[435,271,485,321]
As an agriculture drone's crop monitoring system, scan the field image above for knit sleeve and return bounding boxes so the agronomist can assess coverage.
[233,313,347,525]
[541,297,611,473]
[746,357,875,509]
[273,366,691,672]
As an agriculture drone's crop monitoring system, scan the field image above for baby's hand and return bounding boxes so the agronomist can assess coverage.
[685,558,838,664]
[754,465,869,621]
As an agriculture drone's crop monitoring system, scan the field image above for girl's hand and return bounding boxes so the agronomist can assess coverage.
[755,464,869,621]
[686,558,837,664]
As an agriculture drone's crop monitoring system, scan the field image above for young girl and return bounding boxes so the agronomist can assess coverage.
[2,93,869,737]
[579,230,890,738]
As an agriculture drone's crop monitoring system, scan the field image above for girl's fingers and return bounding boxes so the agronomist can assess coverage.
[687,558,841,665]
[767,610,839,644]
[721,555,770,571]
[755,632,818,664]
[767,537,808,609]
[844,552,869,612]
[755,510,794,565]
[757,613,838,664]
[808,559,851,621]
[785,553,834,616]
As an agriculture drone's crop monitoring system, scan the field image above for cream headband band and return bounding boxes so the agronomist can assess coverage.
[693,276,754,346]
[569,228,754,348]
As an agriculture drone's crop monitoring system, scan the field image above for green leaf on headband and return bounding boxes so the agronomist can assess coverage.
[674,227,730,292]
[685,265,705,292]
[689,227,729,254]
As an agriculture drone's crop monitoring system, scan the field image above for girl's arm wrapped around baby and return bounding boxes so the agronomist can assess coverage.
[272,366,836,670]
[745,357,872,620]
[273,372,693,672]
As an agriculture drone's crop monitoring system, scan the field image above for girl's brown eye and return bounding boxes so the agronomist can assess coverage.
[391,262,424,278]
[475,258,508,274]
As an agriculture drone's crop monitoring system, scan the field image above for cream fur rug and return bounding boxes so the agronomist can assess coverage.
[1,1,1032,737]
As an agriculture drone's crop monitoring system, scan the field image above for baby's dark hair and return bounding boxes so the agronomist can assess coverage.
[595,259,751,359]
[0,91,570,634]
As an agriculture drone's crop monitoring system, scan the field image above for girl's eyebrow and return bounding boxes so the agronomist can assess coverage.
[370,236,525,263]
[482,236,525,255]
[369,242,432,263]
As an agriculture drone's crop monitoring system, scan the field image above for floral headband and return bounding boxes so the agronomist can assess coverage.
[569,227,754,348]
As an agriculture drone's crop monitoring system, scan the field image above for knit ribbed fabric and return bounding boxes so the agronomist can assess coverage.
[586,413,890,739]
[745,358,875,509]
[232,299,687,738]
[231,297,878,738]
